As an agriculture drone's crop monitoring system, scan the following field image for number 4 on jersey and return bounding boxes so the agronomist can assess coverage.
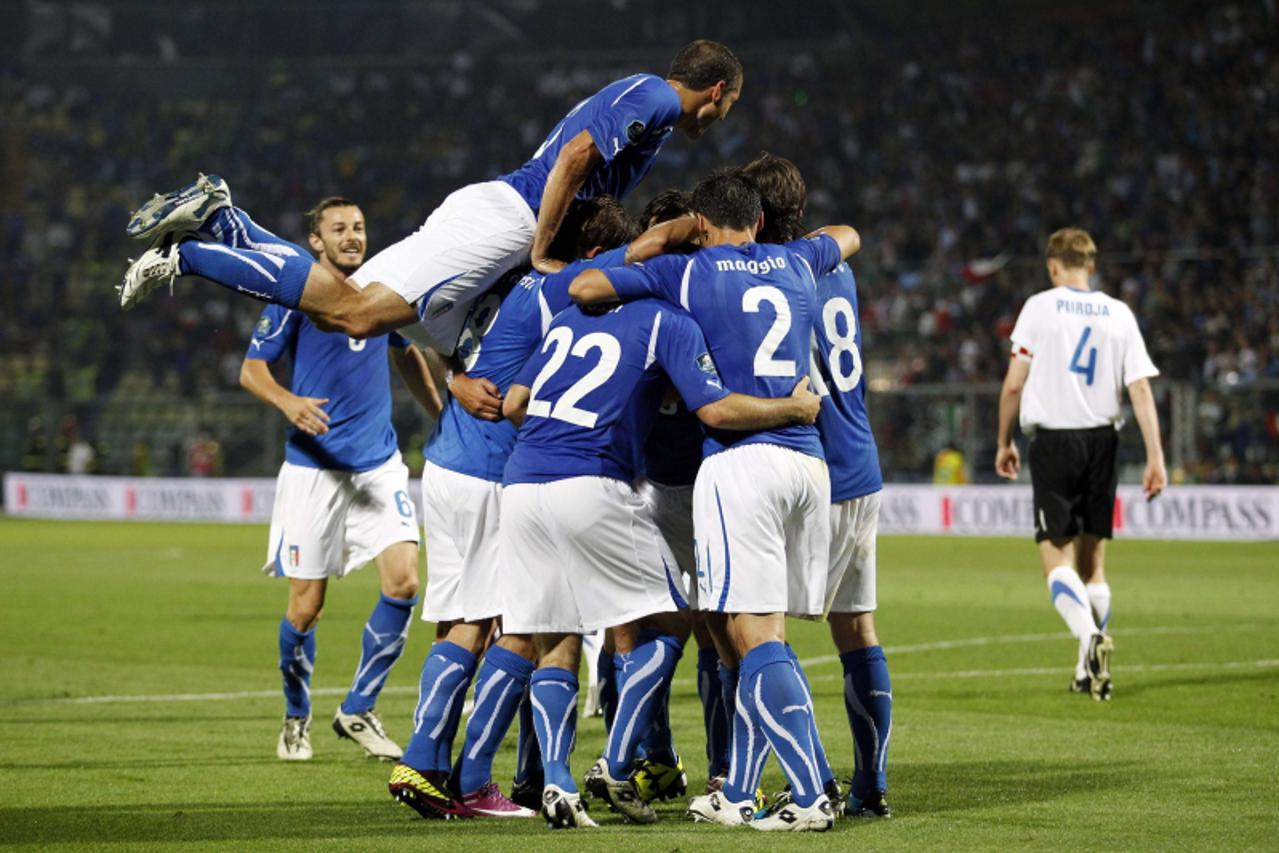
[1070,325,1097,386]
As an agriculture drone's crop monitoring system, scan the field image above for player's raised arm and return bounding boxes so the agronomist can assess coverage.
[806,225,861,259]
[568,268,620,305]
[502,384,532,427]
[623,214,700,265]
[696,377,821,430]
[995,356,1029,479]
[1126,377,1167,501]
[530,131,605,274]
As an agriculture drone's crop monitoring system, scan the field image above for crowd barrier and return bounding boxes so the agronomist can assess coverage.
[4,473,1277,541]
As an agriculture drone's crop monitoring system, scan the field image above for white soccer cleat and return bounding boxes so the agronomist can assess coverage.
[750,793,835,832]
[126,173,231,241]
[687,790,755,826]
[277,715,313,761]
[541,784,598,829]
[118,242,181,310]
[582,757,656,824]
[332,707,402,760]
[1085,632,1114,701]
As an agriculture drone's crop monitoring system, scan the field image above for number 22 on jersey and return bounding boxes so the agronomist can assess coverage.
[526,327,622,428]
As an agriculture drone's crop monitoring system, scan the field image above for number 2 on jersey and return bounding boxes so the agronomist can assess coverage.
[526,327,622,428]
[743,286,795,377]
[1070,325,1097,386]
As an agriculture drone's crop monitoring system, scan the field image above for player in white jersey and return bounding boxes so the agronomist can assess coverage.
[235,198,440,760]
[995,227,1167,700]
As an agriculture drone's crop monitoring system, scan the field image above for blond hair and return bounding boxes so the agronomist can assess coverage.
[1045,227,1097,269]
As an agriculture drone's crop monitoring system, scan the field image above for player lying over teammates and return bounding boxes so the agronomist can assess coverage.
[120,39,742,361]
[120,166,884,831]
[230,196,440,760]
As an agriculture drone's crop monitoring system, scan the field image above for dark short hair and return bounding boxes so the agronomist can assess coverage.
[668,40,742,93]
[305,196,360,235]
[547,196,640,262]
[741,152,806,243]
[640,189,694,229]
[691,170,762,232]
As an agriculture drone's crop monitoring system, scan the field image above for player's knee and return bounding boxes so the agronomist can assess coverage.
[383,573,419,601]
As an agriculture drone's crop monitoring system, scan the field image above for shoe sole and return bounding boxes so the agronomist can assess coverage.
[127,177,229,240]
[542,798,596,829]
[389,783,463,820]
[1088,635,1114,701]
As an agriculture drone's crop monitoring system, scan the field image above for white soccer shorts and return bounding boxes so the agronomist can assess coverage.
[418,460,503,624]
[692,444,831,617]
[262,452,419,580]
[500,477,683,635]
[824,490,881,615]
[348,180,536,355]
[636,478,696,607]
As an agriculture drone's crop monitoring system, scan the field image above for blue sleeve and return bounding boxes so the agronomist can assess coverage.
[603,254,687,304]
[786,234,843,280]
[542,246,634,317]
[585,76,681,165]
[513,336,547,389]
[654,310,730,412]
[388,331,411,350]
[245,305,298,363]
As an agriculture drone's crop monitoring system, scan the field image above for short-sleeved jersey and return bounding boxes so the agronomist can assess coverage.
[1010,287,1159,431]
[498,74,682,214]
[503,300,729,486]
[426,246,635,482]
[604,236,843,460]
[809,262,882,502]
[246,305,410,472]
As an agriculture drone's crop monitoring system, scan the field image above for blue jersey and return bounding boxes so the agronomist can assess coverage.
[246,305,410,472]
[425,246,634,481]
[503,300,729,486]
[605,236,843,460]
[810,262,883,502]
[643,395,703,487]
[498,74,682,214]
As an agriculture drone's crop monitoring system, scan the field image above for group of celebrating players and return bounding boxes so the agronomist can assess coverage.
[117,35,1162,834]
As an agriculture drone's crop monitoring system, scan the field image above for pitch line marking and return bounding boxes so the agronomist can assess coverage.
[6,623,1273,707]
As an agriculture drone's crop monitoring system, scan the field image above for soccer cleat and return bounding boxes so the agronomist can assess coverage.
[632,756,688,802]
[1070,676,1092,695]
[388,762,469,819]
[687,790,755,826]
[510,778,544,813]
[846,789,892,819]
[459,781,537,818]
[751,794,834,832]
[760,778,842,820]
[277,715,313,761]
[1085,632,1114,702]
[582,757,656,824]
[118,241,182,310]
[126,173,231,241]
[332,707,402,760]
[541,784,598,829]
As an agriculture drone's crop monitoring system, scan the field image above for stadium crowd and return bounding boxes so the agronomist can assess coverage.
[1,2,1275,481]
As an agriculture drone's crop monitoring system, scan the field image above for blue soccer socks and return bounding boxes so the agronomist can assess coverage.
[341,593,417,715]
[177,239,313,308]
[530,667,580,793]
[455,645,535,795]
[840,645,893,799]
[278,618,316,718]
[401,641,478,772]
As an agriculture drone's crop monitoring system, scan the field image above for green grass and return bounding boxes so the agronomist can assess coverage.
[1,518,1277,850]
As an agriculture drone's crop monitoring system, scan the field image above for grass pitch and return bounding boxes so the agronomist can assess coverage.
[1,518,1276,850]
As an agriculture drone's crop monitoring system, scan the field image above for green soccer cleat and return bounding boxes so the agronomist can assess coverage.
[632,756,688,802]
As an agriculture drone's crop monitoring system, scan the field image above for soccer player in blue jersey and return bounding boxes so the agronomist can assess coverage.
[386,198,642,820]
[569,171,861,831]
[233,197,440,761]
[743,153,892,819]
[119,41,742,364]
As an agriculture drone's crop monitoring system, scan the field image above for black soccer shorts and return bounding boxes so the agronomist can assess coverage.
[1027,426,1119,543]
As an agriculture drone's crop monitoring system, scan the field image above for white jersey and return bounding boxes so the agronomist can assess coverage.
[1010,287,1158,431]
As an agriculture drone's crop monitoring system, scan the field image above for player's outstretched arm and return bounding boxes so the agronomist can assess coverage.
[531,130,605,275]
[623,215,700,265]
[806,225,861,259]
[502,383,532,428]
[301,277,418,340]
[995,357,1029,479]
[568,269,620,305]
[695,377,820,431]
[1127,377,1167,501]
[391,344,444,421]
[239,358,330,437]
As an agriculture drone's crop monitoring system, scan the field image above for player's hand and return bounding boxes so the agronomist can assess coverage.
[995,443,1020,479]
[531,255,567,275]
[451,372,503,421]
[282,396,330,436]
[790,377,821,425]
[1143,459,1167,502]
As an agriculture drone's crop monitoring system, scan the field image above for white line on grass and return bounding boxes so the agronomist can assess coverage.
[8,623,1272,707]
